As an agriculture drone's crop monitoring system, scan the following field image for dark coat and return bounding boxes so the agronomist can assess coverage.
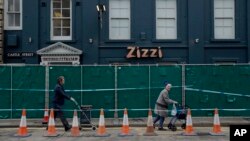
[52,84,71,107]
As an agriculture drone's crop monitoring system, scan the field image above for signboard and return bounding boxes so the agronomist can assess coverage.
[126,46,163,58]
[41,57,79,62]
[40,56,80,65]
[7,52,35,57]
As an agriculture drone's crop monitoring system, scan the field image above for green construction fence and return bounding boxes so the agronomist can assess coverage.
[0,64,250,119]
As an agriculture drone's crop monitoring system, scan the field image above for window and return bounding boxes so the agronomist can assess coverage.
[156,0,177,39]
[109,0,130,40]
[4,0,22,30]
[51,0,72,40]
[214,0,235,39]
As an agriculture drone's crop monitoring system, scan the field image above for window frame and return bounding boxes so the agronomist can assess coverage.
[109,0,131,40]
[50,0,72,41]
[212,0,238,40]
[155,0,178,40]
[4,0,23,30]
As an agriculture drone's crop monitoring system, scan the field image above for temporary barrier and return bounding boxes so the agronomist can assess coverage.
[71,110,81,137]
[118,108,133,136]
[43,109,59,137]
[1,64,250,119]
[181,108,197,136]
[94,109,110,137]
[14,109,31,137]
[143,109,157,136]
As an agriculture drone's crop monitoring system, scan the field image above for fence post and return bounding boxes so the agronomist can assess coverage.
[148,65,151,108]
[45,65,49,109]
[182,64,186,106]
[81,66,83,106]
[10,66,13,119]
[113,65,119,125]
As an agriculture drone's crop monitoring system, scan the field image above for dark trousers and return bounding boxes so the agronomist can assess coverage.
[153,115,165,128]
[53,104,71,130]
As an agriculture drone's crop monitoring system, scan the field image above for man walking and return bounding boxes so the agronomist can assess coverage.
[52,76,76,131]
[153,81,178,131]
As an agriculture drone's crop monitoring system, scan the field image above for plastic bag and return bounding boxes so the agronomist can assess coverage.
[171,104,177,116]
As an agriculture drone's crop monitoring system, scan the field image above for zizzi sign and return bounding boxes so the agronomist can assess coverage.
[126,46,163,58]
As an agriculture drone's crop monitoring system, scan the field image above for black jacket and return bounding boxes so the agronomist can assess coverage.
[52,84,71,106]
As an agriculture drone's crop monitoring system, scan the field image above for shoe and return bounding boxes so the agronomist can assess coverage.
[168,123,172,129]
[65,126,72,132]
[65,127,71,132]
[158,127,167,131]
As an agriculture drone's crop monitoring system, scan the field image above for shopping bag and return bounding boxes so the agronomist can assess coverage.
[171,104,177,116]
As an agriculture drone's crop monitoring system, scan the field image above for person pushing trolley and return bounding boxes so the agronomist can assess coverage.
[153,81,178,131]
[51,76,77,131]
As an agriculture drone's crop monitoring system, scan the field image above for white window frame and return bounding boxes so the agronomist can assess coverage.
[109,0,131,40]
[156,0,177,40]
[214,0,235,39]
[51,0,72,40]
[4,0,23,30]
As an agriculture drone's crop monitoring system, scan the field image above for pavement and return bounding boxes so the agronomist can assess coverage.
[1,117,250,141]
[0,127,230,141]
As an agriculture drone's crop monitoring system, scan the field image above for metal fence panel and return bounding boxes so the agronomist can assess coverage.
[1,64,250,118]
[117,66,149,118]
[12,66,45,118]
[185,65,250,116]
[82,66,115,118]
[0,66,11,119]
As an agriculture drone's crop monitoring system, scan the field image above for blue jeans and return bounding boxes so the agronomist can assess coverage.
[153,115,165,128]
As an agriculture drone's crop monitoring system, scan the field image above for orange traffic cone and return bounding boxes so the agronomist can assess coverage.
[71,110,82,137]
[43,109,59,137]
[94,109,110,137]
[181,108,197,136]
[118,108,134,137]
[14,109,31,137]
[209,108,224,136]
[42,108,49,124]
[143,109,157,136]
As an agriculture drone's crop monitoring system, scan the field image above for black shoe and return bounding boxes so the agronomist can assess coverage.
[65,127,71,132]
[158,127,167,131]
[65,126,72,132]
[168,124,172,129]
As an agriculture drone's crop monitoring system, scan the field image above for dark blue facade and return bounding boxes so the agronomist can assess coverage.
[3,0,250,64]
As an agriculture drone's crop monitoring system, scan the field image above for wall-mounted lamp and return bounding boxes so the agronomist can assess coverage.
[96,4,106,29]
[96,4,106,12]
[194,38,199,44]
